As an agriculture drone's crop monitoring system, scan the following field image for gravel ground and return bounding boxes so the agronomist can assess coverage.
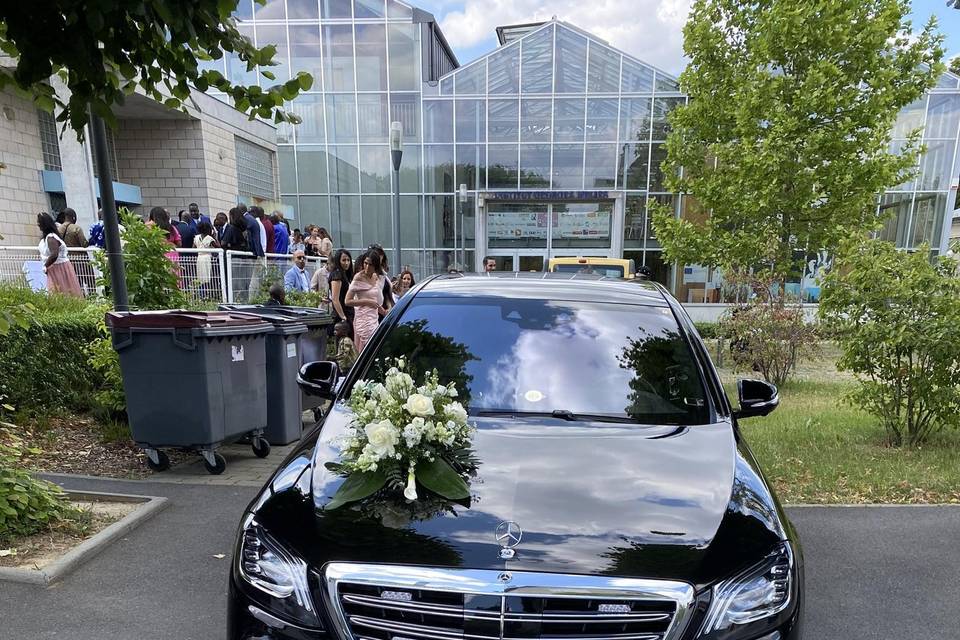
[16,415,191,478]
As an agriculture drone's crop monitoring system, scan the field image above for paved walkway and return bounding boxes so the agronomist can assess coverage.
[2,473,958,640]
[143,412,317,486]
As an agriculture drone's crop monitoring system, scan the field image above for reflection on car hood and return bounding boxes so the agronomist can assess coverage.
[253,404,787,590]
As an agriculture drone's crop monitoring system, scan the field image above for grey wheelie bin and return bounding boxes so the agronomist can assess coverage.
[106,311,273,475]
[229,310,310,445]
[219,305,333,419]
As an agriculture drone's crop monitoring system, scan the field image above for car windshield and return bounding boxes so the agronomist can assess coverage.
[361,297,710,425]
[552,264,625,277]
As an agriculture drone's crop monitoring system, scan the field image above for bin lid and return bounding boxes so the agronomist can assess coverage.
[218,304,334,326]
[106,310,275,329]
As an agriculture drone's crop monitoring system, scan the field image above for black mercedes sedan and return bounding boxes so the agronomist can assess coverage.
[228,273,803,640]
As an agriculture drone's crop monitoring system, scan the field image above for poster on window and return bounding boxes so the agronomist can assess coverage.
[555,211,611,239]
[488,212,549,239]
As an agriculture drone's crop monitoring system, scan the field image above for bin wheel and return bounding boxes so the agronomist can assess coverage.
[146,450,170,472]
[252,438,271,459]
[203,452,227,475]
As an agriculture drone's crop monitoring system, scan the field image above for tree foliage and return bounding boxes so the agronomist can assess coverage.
[819,240,960,446]
[93,210,185,311]
[653,0,944,279]
[720,274,819,387]
[0,0,312,136]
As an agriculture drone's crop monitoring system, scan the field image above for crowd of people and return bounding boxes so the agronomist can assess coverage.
[35,202,432,369]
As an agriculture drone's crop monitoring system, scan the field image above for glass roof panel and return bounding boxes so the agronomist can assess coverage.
[520,24,554,94]
[488,44,520,95]
[588,44,621,93]
[554,25,588,93]
[622,58,654,93]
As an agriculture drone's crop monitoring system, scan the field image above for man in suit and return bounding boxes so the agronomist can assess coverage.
[242,205,266,300]
[175,210,197,249]
[188,202,212,226]
[242,207,265,257]
[271,212,290,254]
[284,251,310,292]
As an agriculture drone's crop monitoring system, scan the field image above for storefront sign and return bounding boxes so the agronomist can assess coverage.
[484,191,614,201]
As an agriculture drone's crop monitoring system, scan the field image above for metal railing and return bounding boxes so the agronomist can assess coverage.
[0,246,103,298]
[224,250,326,303]
[0,245,232,304]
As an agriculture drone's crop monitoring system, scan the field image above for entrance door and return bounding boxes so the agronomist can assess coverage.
[485,251,545,273]
[485,201,614,271]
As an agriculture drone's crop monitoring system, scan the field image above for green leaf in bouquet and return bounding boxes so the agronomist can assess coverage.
[324,461,349,474]
[417,458,470,500]
[325,470,387,510]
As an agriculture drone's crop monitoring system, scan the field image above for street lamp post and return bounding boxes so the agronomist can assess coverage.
[90,112,128,311]
[389,121,403,276]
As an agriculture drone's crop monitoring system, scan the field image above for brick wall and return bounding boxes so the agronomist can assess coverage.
[199,119,240,216]
[0,89,50,246]
[115,118,210,217]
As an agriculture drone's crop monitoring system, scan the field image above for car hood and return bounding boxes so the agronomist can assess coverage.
[253,404,787,591]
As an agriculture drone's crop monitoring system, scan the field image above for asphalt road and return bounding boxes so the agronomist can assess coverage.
[0,476,958,640]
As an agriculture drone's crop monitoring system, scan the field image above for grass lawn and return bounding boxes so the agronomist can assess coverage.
[713,342,960,505]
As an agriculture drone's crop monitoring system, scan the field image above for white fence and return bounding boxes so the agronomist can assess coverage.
[224,250,326,303]
[0,245,243,305]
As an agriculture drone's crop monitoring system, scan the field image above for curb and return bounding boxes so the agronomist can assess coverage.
[0,490,168,586]
[786,503,960,508]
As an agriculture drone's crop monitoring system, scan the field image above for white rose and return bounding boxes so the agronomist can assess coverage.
[445,401,468,424]
[447,386,458,398]
[403,417,425,447]
[404,393,435,417]
[364,420,398,457]
[397,357,405,369]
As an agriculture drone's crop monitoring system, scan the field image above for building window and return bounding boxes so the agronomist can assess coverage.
[236,137,277,200]
[37,110,62,171]
[91,126,120,181]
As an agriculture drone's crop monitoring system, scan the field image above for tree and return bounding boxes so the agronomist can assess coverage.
[819,240,960,447]
[0,0,312,136]
[652,0,944,283]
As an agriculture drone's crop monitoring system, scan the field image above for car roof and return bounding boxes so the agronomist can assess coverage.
[415,272,670,307]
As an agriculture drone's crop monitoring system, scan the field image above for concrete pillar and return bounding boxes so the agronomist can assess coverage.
[50,76,98,229]
[57,122,99,229]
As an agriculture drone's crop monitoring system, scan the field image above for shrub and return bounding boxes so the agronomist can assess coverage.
[87,319,126,419]
[0,425,81,545]
[0,286,105,418]
[693,322,720,340]
[93,209,185,311]
[820,241,960,447]
[720,291,818,387]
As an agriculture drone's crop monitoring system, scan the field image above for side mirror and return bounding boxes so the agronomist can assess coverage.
[735,379,779,419]
[298,361,340,400]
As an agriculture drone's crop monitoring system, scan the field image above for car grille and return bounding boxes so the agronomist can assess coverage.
[323,564,696,640]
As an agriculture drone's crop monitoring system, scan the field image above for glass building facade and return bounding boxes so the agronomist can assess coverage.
[210,1,960,299]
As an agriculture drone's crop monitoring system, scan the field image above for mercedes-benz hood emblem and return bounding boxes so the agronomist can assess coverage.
[496,521,522,559]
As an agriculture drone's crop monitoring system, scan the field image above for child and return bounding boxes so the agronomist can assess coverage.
[334,321,358,372]
[290,229,306,254]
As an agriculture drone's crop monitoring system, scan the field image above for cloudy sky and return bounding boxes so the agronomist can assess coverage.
[411,0,960,76]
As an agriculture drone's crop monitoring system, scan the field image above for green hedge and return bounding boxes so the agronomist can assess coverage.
[693,322,722,340]
[0,287,106,417]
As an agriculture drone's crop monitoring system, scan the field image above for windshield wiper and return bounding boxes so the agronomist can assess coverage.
[475,409,640,424]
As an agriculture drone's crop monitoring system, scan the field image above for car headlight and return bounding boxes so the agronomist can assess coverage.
[699,543,794,637]
[237,513,318,626]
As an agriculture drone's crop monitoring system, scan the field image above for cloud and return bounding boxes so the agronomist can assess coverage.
[436,0,692,75]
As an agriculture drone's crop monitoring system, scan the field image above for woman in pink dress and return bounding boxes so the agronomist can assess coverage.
[37,212,83,297]
[346,250,387,352]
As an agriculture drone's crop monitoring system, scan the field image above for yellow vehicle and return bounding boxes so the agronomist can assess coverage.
[548,256,636,279]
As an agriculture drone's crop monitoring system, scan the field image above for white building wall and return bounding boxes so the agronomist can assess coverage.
[0,88,49,246]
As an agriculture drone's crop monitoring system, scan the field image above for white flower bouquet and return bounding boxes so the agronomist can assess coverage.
[324,358,477,510]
